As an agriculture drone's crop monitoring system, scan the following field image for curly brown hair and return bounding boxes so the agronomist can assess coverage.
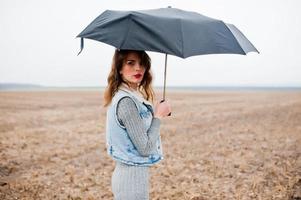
[103,49,155,107]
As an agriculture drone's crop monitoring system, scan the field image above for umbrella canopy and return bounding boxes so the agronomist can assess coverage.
[77,7,259,104]
[77,7,259,57]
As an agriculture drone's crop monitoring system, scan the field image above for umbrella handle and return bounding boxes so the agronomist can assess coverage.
[160,99,171,116]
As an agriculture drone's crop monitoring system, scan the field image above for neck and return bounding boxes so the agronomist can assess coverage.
[122,82,139,91]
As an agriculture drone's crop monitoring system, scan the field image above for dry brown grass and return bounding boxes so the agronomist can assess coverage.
[0,89,300,199]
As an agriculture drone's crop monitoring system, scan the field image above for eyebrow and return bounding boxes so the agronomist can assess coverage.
[126,59,143,65]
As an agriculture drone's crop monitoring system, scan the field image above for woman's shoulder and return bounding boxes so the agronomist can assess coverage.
[111,89,134,105]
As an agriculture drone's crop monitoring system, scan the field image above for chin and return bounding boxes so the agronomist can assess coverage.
[131,80,141,84]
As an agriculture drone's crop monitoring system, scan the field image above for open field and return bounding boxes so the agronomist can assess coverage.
[0,89,300,199]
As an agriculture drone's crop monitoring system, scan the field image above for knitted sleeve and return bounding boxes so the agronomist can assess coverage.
[116,97,161,157]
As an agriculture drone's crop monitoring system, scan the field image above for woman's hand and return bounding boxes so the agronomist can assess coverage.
[154,99,171,119]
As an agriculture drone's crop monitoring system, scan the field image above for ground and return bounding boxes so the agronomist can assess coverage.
[0,89,300,199]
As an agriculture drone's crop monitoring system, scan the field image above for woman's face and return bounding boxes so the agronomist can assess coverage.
[120,52,146,87]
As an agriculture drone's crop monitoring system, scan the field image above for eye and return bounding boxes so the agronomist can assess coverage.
[126,60,135,66]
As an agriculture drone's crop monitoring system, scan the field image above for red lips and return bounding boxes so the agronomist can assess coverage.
[134,74,142,79]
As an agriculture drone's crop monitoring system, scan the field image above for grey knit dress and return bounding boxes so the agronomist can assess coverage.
[111,97,161,200]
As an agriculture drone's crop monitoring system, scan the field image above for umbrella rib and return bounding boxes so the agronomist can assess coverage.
[223,23,246,55]
[179,18,185,58]
[226,24,259,54]
[119,14,133,49]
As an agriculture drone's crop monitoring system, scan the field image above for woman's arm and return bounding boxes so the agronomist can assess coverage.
[117,97,161,157]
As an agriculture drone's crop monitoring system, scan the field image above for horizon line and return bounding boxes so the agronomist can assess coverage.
[0,82,301,88]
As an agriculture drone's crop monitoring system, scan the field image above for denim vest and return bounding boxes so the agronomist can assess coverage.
[105,87,163,166]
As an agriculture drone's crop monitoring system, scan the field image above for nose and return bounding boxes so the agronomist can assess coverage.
[135,63,143,71]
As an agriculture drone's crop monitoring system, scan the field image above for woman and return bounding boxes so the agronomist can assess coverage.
[103,49,171,200]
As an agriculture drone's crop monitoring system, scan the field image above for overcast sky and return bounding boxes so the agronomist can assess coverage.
[1,0,300,87]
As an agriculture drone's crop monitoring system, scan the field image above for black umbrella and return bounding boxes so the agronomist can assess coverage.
[77,7,259,100]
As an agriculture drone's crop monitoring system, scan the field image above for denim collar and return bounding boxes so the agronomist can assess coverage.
[119,83,153,107]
